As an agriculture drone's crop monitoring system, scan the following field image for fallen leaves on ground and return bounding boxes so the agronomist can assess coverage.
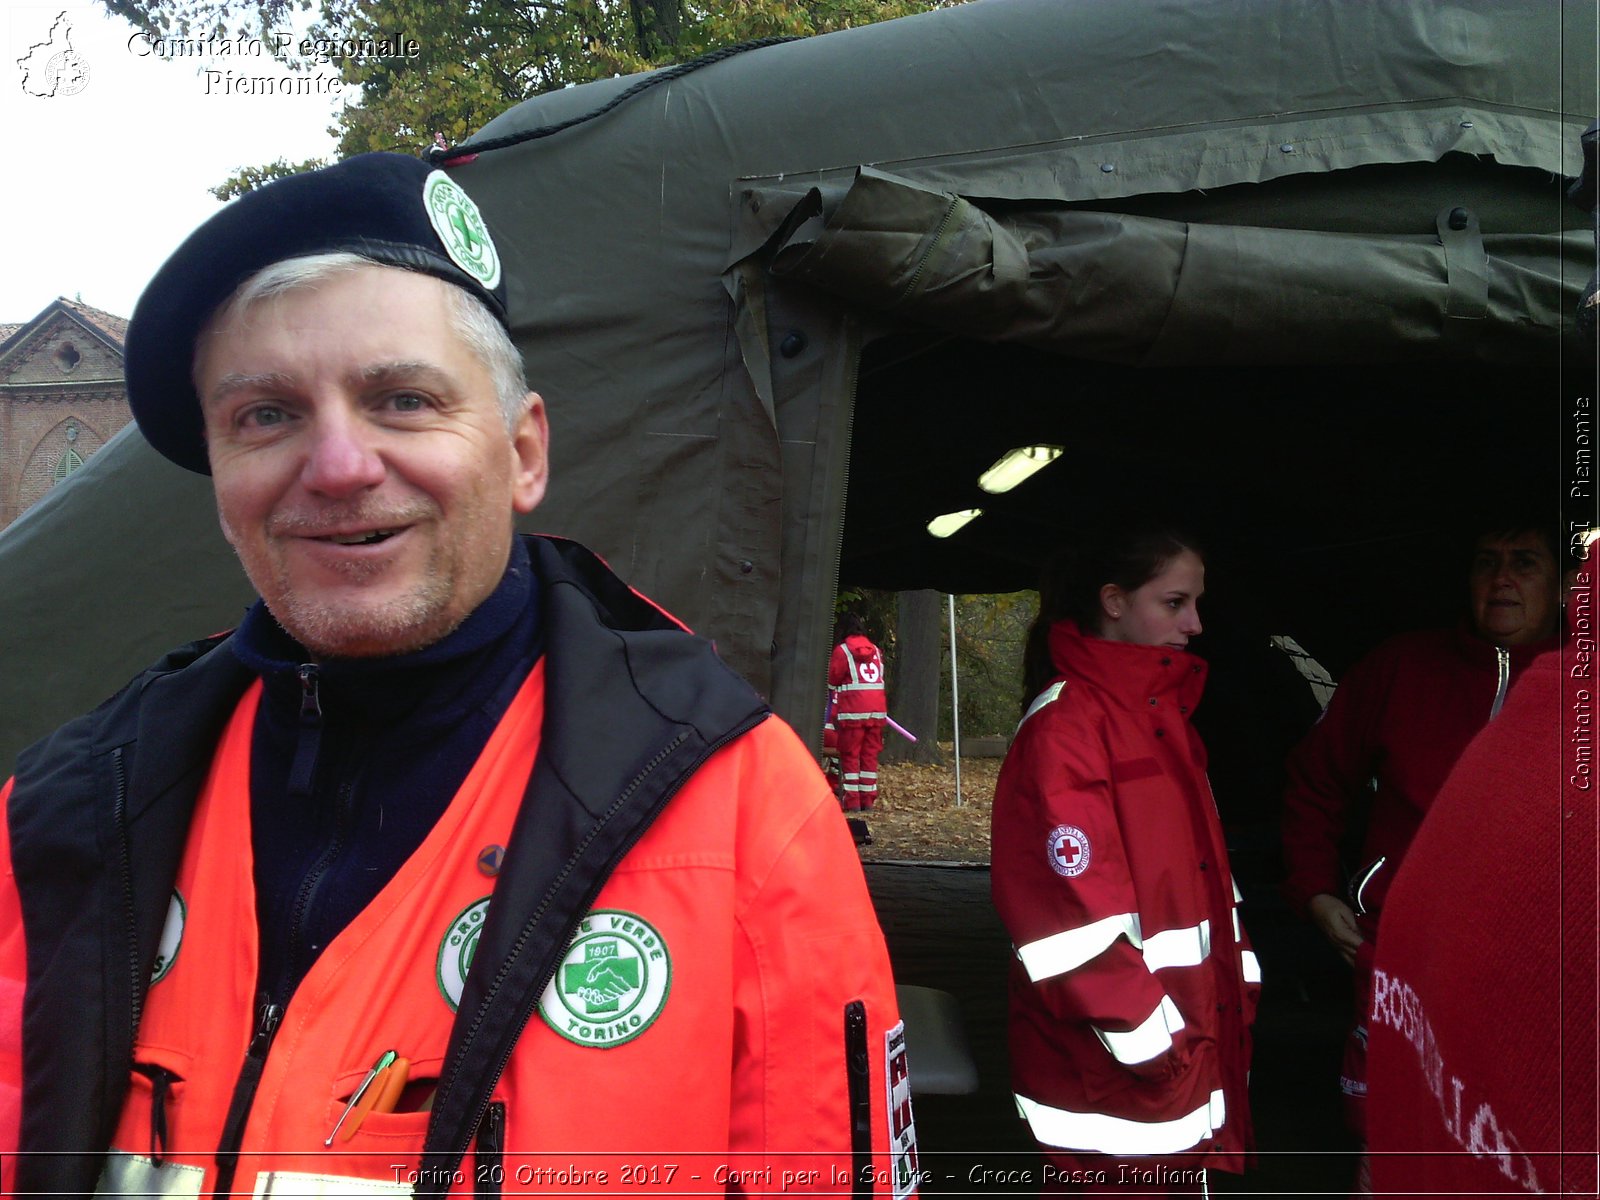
[854,752,999,863]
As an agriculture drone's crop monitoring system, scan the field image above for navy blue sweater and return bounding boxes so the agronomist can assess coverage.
[231,540,543,1009]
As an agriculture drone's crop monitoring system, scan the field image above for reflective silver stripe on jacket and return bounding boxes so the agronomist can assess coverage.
[1141,920,1211,970]
[840,647,883,687]
[1491,645,1511,719]
[253,1171,413,1197]
[1014,1087,1226,1156]
[1092,994,1185,1065]
[1018,913,1222,982]
[1016,911,1144,981]
[1018,681,1066,730]
[96,1152,204,1198]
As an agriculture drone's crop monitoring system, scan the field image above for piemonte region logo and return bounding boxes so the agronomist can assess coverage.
[17,12,90,98]
[539,910,671,1048]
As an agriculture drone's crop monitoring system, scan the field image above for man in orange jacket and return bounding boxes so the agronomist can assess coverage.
[0,154,915,1198]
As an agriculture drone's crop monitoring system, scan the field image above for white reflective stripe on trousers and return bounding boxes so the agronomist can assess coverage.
[1141,920,1211,970]
[1093,994,1185,1065]
[97,1152,205,1198]
[1016,911,1142,982]
[835,710,888,719]
[1014,1088,1226,1157]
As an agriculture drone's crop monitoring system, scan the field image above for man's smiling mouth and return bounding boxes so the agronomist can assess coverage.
[320,529,400,545]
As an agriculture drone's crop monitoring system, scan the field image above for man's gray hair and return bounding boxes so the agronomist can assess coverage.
[200,251,530,428]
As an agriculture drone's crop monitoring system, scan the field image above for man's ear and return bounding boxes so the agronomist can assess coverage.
[510,392,549,515]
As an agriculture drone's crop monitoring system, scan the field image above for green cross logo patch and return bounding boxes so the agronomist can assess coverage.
[437,896,491,1011]
[539,910,671,1047]
[423,170,502,290]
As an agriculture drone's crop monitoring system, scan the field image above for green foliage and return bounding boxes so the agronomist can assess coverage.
[938,592,1035,739]
[211,157,328,200]
[834,588,1036,741]
[100,0,962,196]
[834,587,897,648]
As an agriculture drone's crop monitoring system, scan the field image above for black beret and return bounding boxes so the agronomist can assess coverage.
[124,152,509,475]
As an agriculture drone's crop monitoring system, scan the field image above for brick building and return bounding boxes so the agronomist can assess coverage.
[0,298,133,532]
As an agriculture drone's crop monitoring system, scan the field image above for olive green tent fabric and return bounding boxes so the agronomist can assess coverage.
[753,167,1578,364]
[0,0,1592,769]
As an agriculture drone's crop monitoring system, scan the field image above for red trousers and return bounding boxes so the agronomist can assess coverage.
[835,720,884,810]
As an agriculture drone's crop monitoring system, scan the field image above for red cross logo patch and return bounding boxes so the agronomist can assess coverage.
[1047,824,1091,878]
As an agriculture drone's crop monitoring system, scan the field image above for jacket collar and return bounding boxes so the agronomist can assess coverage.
[1449,620,1558,668]
[1047,619,1207,713]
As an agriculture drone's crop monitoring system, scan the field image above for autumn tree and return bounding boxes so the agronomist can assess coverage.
[99,0,958,196]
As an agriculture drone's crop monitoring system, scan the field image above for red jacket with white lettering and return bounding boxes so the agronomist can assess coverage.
[830,636,888,722]
[1366,570,1597,1198]
[990,621,1258,1172]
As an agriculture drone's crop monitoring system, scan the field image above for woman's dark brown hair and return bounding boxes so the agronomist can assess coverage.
[1019,526,1205,710]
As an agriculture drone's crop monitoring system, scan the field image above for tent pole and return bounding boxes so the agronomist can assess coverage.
[948,592,963,807]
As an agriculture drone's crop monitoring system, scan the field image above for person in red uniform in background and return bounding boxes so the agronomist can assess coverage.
[1280,512,1562,1168]
[830,614,888,811]
[1366,536,1596,1198]
[991,528,1258,1196]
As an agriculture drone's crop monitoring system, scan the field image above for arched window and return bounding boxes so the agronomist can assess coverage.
[51,449,84,486]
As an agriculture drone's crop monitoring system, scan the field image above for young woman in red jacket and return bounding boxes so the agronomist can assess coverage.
[991,529,1258,1196]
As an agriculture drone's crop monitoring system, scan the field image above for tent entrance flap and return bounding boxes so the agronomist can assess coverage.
[737,166,1578,367]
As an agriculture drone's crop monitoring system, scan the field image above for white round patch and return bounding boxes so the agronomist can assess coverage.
[1047,824,1091,878]
[423,170,502,290]
[437,896,491,1012]
[538,910,671,1048]
[149,890,186,984]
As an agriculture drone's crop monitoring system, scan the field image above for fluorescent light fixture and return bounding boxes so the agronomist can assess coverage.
[927,508,983,538]
[978,444,1063,494]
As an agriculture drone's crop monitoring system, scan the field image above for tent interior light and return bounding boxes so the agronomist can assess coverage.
[979,444,1064,493]
[927,508,983,538]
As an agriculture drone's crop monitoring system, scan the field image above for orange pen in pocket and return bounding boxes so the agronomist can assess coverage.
[340,1055,410,1142]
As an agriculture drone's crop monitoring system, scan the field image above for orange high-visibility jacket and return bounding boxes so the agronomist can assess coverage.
[0,537,917,1198]
[990,621,1258,1173]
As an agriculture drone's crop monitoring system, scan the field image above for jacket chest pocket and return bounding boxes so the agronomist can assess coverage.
[96,1053,205,1197]
[113,1050,196,1164]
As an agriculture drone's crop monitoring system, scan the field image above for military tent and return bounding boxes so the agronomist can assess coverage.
[1,0,1595,769]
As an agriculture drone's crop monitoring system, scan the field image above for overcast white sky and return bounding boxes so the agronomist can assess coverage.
[3,4,343,323]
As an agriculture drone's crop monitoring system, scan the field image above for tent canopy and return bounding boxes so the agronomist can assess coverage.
[0,0,1594,768]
